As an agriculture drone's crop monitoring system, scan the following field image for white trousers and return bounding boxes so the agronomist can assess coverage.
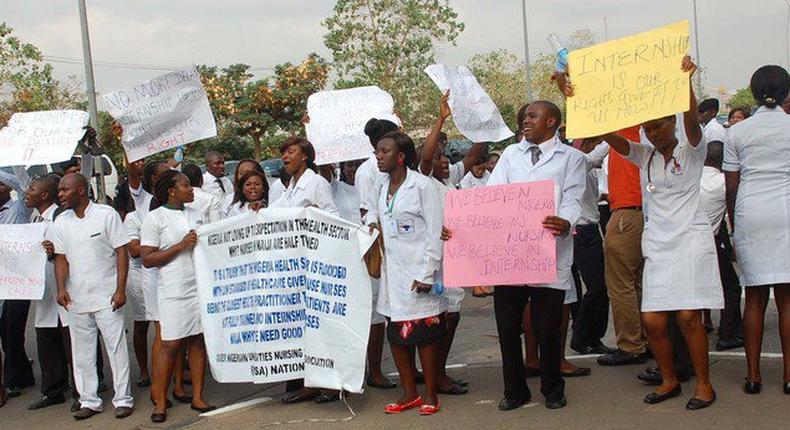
[68,308,134,410]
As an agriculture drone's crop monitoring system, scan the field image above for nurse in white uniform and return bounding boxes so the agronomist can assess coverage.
[723,65,790,395]
[226,170,269,216]
[219,159,266,218]
[372,131,446,415]
[272,137,339,404]
[141,170,215,422]
[603,56,722,410]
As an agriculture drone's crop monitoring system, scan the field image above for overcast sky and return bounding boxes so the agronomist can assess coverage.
[3,0,788,107]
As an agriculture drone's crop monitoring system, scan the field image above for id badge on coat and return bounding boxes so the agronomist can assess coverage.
[396,219,415,235]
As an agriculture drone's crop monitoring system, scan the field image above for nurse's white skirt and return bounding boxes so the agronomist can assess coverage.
[142,268,160,321]
[159,295,202,341]
[127,268,147,322]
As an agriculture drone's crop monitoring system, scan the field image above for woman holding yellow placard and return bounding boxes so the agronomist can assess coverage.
[601,56,723,410]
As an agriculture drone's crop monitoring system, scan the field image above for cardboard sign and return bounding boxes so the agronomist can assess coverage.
[0,223,47,300]
[566,20,690,139]
[0,110,88,167]
[442,181,557,287]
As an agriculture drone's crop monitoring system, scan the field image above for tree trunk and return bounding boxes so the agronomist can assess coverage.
[252,133,262,162]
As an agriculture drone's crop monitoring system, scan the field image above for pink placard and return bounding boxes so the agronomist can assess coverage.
[443,180,557,287]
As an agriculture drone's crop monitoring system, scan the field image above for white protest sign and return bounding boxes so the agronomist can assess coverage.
[424,64,514,143]
[194,208,376,392]
[102,65,217,162]
[0,224,47,300]
[306,86,400,165]
[0,110,88,167]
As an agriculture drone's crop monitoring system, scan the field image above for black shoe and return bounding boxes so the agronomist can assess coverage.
[73,407,100,420]
[561,367,591,377]
[715,338,745,351]
[150,410,167,423]
[637,368,663,386]
[173,391,192,404]
[644,385,682,404]
[136,379,151,388]
[571,341,619,355]
[191,404,217,413]
[70,398,81,412]
[28,395,66,410]
[686,392,716,410]
[783,381,790,395]
[545,393,567,409]
[743,380,761,394]
[6,387,22,398]
[597,349,647,366]
[498,396,529,411]
[115,406,133,419]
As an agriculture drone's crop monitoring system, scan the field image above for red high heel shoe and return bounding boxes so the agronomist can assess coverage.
[419,402,441,415]
[384,396,422,414]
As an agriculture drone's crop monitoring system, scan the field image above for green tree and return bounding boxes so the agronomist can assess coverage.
[199,55,329,161]
[728,87,756,109]
[0,23,84,125]
[323,0,464,128]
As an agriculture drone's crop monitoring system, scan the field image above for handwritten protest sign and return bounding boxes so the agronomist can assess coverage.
[194,208,376,392]
[103,66,217,162]
[306,86,399,165]
[0,224,47,300]
[566,20,690,139]
[442,181,557,287]
[425,64,514,143]
[0,110,88,167]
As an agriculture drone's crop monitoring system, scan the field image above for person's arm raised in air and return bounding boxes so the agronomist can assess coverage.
[419,91,451,175]
[681,56,703,147]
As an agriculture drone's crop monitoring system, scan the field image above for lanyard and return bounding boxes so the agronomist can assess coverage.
[386,190,398,215]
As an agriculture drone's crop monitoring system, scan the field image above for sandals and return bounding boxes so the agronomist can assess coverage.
[384,396,422,414]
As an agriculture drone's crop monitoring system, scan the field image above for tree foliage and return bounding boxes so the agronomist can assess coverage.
[728,87,756,109]
[199,55,329,161]
[0,23,84,126]
[323,0,464,128]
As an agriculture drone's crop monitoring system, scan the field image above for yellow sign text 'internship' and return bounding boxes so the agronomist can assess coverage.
[566,20,690,139]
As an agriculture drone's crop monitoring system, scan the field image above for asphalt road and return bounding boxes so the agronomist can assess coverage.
[1,292,787,430]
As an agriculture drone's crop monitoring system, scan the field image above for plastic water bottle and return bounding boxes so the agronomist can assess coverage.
[430,282,445,296]
[174,146,185,163]
[548,33,569,73]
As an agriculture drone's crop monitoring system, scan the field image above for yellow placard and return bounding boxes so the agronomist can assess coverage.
[566,20,690,139]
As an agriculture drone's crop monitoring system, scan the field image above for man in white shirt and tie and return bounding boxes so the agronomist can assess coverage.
[487,101,586,412]
[201,150,233,202]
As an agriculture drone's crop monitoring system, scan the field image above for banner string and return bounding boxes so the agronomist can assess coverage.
[259,391,357,428]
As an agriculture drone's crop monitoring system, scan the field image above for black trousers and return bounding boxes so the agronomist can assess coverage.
[494,286,565,401]
[570,224,610,348]
[1,300,34,388]
[36,324,77,399]
[715,224,743,340]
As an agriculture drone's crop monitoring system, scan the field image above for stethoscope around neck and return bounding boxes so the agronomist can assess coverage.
[646,148,682,193]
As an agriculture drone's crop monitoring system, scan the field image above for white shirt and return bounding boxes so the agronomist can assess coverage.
[140,206,206,300]
[268,179,287,206]
[356,156,386,222]
[51,202,129,314]
[578,143,609,225]
[35,204,69,328]
[699,166,726,234]
[459,170,490,189]
[226,201,263,217]
[187,187,222,223]
[332,180,362,224]
[0,167,32,225]
[129,184,153,219]
[487,136,587,291]
[446,161,464,188]
[376,169,446,321]
[202,171,233,202]
[703,118,728,144]
[270,168,339,216]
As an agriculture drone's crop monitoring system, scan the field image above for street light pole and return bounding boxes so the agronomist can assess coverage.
[692,0,701,65]
[521,0,532,100]
[77,0,106,203]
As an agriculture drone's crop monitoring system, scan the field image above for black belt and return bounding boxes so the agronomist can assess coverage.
[615,206,642,211]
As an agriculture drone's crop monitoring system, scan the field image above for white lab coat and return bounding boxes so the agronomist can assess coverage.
[459,170,490,190]
[723,105,790,286]
[140,205,206,340]
[187,187,222,223]
[624,134,723,312]
[355,156,386,221]
[332,179,362,224]
[34,204,69,328]
[487,136,587,292]
[268,178,287,206]
[270,168,339,216]
[375,169,446,321]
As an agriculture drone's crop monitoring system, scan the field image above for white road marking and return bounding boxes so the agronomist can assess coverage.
[200,397,273,417]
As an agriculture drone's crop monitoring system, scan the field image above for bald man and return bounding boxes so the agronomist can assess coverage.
[51,173,133,420]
